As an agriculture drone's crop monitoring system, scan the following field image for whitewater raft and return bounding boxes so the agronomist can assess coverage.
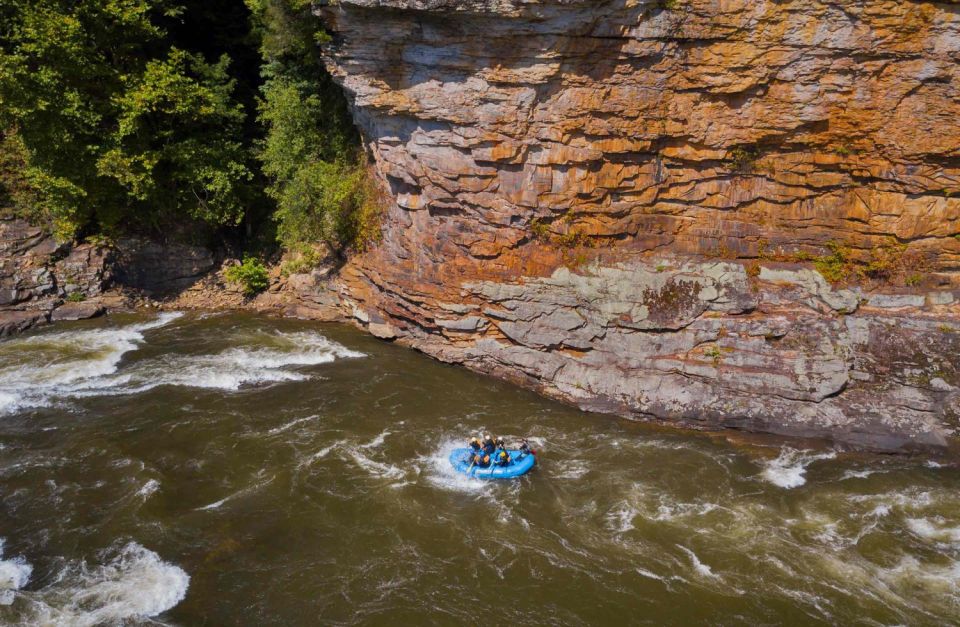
[449,448,536,479]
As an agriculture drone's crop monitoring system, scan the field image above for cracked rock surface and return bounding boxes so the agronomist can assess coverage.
[319,0,960,451]
[0,217,111,336]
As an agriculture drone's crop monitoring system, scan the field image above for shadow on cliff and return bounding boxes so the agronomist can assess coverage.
[330,0,667,120]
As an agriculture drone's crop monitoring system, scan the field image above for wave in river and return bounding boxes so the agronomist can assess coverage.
[0,315,364,412]
[0,540,32,606]
[761,448,837,488]
[0,312,183,414]
[0,541,188,626]
[106,331,365,394]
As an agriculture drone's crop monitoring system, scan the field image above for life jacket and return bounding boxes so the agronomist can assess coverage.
[469,439,481,452]
[496,450,510,466]
[482,440,495,455]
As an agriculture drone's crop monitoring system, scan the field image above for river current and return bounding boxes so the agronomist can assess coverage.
[0,312,957,625]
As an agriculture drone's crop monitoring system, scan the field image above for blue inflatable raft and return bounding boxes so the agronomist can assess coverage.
[449,448,536,479]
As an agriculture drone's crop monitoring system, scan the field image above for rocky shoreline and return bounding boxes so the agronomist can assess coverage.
[3,214,958,454]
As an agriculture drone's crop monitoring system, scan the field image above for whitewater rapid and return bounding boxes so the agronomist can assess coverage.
[1,312,957,624]
[0,541,188,626]
[0,312,364,414]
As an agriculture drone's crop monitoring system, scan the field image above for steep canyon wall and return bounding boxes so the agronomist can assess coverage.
[319,0,960,451]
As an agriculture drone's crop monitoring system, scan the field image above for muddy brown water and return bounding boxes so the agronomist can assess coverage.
[0,312,957,625]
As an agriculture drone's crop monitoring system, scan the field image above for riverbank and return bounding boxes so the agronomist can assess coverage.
[3,215,958,455]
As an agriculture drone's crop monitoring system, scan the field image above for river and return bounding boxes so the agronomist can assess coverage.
[0,312,957,625]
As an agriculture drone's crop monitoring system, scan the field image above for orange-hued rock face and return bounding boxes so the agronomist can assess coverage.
[319,0,960,451]
[324,0,960,278]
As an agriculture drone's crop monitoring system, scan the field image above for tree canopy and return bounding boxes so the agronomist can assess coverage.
[0,0,375,252]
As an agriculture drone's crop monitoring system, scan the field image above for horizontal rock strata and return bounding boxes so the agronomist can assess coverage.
[0,217,111,335]
[317,0,960,451]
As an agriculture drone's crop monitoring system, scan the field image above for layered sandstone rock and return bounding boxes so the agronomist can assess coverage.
[0,217,111,335]
[317,0,960,451]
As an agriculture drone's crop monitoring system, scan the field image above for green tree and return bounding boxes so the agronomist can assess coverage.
[0,0,255,238]
[247,0,377,254]
[97,48,251,227]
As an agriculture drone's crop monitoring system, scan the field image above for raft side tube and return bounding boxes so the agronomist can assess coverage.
[448,448,536,480]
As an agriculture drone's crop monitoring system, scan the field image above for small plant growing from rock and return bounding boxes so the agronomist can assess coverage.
[708,242,735,259]
[557,230,591,249]
[656,263,667,273]
[814,241,853,284]
[832,143,852,157]
[225,256,270,296]
[728,146,759,172]
[281,244,326,277]
[659,0,681,9]
[703,344,722,365]
[904,272,924,287]
[529,218,550,242]
[66,291,86,303]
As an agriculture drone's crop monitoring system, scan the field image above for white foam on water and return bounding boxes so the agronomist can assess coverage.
[652,500,720,522]
[635,567,666,582]
[677,545,720,579]
[297,441,343,470]
[761,448,837,489]
[198,474,274,511]
[881,556,960,600]
[419,438,491,494]
[10,542,188,626]
[847,488,936,512]
[110,331,362,394]
[606,502,638,533]
[360,429,391,449]
[0,312,183,413]
[833,553,960,616]
[555,459,589,480]
[0,320,364,412]
[344,447,406,481]
[774,585,833,622]
[136,479,160,501]
[0,539,32,606]
[0,392,21,414]
[267,415,319,436]
[906,517,960,545]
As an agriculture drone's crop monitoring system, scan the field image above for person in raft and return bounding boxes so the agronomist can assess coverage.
[468,435,536,468]
[468,434,497,468]
[482,434,496,455]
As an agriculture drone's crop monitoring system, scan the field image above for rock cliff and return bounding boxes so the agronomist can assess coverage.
[318,0,960,451]
[0,217,112,335]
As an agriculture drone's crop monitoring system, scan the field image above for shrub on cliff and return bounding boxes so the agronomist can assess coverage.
[225,256,270,296]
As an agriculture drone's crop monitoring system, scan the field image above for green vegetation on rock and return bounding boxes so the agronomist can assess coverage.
[225,255,269,295]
